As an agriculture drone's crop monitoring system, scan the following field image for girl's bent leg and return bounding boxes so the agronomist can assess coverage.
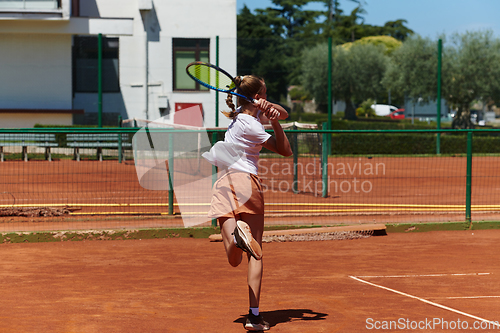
[219,217,243,267]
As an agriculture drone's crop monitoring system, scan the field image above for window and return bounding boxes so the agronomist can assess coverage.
[0,0,59,9]
[173,38,209,91]
[73,36,120,93]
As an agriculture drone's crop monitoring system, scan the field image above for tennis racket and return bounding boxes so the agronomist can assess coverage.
[185,61,257,104]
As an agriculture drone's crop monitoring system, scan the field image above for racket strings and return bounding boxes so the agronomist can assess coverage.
[187,64,235,91]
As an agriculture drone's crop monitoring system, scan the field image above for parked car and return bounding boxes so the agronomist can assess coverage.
[388,109,405,120]
[371,104,398,116]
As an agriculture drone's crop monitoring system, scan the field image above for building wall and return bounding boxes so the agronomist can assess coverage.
[0,34,72,110]
[0,113,72,128]
[74,0,237,128]
[404,98,450,119]
[0,0,236,128]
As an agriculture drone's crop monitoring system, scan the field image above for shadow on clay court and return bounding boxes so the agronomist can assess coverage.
[234,309,328,328]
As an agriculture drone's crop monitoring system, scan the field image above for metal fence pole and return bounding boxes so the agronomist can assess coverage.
[168,133,174,215]
[98,33,103,128]
[118,132,122,164]
[215,36,220,128]
[327,37,333,154]
[327,37,332,128]
[322,123,328,198]
[118,115,122,163]
[292,125,298,194]
[436,39,442,154]
[466,131,473,226]
[211,131,218,227]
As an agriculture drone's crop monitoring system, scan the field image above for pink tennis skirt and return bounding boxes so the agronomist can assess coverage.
[207,171,264,219]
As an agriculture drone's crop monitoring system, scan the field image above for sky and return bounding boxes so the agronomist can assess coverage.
[236,0,500,39]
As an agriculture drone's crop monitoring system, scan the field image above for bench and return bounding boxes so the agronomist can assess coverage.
[0,133,58,162]
[67,133,132,161]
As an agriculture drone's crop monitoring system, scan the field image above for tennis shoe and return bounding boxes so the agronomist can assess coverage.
[245,311,270,331]
[233,220,262,260]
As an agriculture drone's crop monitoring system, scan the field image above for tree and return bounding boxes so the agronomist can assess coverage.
[317,1,413,43]
[383,35,440,111]
[302,42,388,119]
[343,35,402,55]
[380,20,414,41]
[258,0,320,39]
[238,5,275,39]
[320,0,362,23]
[237,0,413,103]
[237,5,276,77]
[445,31,500,129]
[301,43,329,106]
[383,31,500,128]
[237,5,290,100]
[237,2,320,101]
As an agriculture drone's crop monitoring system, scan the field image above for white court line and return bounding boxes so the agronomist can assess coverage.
[440,296,500,299]
[356,273,490,278]
[349,276,500,328]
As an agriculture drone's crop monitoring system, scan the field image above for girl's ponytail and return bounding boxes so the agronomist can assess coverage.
[222,92,238,119]
[221,76,243,119]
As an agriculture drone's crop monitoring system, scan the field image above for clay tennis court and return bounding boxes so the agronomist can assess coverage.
[1,155,499,331]
[0,154,499,229]
[0,229,499,332]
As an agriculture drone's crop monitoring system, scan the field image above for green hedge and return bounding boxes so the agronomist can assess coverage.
[33,124,118,128]
[289,112,329,123]
[289,113,439,130]
[330,133,500,155]
[288,115,500,155]
[329,119,437,130]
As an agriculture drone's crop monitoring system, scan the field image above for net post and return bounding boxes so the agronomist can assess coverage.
[322,122,328,198]
[466,131,473,227]
[211,131,218,227]
[292,124,298,194]
[168,132,174,215]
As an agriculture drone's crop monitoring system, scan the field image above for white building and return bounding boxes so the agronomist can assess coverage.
[0,0,236,128]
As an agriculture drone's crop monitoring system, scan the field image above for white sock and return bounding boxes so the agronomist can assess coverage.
[250,307,259,316]
[233,233,237,245]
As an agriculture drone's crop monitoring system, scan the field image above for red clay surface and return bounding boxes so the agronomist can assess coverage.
[1,156,500,229]
[0,229,499,332]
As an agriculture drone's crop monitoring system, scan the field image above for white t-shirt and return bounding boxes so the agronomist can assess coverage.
[224,111,271,175]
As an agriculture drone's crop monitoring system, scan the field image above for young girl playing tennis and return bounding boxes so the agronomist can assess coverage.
[204,75,291,331]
